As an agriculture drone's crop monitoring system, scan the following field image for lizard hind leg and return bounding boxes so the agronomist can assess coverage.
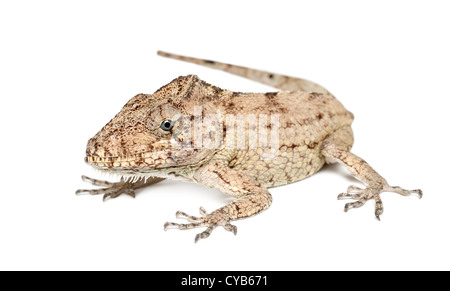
[321,126,422,220]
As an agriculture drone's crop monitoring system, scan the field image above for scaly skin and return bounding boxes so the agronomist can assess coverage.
[77,51,422,242]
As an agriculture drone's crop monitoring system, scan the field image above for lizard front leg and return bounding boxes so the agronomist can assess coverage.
[164,159,272,243]
[76,176,164,201]
[321,126,422,220]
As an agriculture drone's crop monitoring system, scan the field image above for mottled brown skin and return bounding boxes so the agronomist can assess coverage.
[77,51,422,242]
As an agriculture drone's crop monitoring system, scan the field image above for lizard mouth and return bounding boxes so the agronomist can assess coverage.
[85,151,175,170]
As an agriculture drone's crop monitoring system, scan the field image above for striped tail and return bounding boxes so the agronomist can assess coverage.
[157,50,330,94]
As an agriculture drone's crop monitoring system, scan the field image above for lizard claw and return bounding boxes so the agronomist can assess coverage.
[164,208,236,243]
[76,175,164,201]
[175,207,208,221]
[223,223,238,235]
[338,184,422,220]
[194,227,214,243]
[76,175,136,201]
[102,188,136,201]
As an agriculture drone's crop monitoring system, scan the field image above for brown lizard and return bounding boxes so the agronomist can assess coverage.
[76,51,422,242]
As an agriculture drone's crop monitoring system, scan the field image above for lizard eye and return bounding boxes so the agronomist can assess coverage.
[160,119,174,131]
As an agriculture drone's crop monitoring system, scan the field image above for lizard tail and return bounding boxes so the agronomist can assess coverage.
[157,51,330,94]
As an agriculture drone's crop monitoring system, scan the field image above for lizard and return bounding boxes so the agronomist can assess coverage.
[76,51,422,243]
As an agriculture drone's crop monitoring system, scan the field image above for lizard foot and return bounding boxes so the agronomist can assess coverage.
[76,175,136,201]
[164,207,237,243]
[338,185,422,220]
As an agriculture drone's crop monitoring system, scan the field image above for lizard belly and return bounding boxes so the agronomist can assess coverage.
[229,145,326,188]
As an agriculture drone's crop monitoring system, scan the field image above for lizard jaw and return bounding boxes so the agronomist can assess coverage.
[85,158,195,183]
[84,151,176,171]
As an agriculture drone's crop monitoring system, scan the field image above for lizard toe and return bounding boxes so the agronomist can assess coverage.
[164,208,234,243]
[340,184,420,220]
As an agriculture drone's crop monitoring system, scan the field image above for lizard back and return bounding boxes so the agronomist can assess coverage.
[215,90,354,187]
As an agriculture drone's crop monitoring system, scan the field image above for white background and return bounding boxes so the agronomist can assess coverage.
[1,0,449,271]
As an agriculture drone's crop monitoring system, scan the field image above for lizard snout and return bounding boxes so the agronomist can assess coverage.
[86,138,96,157]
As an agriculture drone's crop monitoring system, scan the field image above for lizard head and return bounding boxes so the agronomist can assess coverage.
[85,75,222,178]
